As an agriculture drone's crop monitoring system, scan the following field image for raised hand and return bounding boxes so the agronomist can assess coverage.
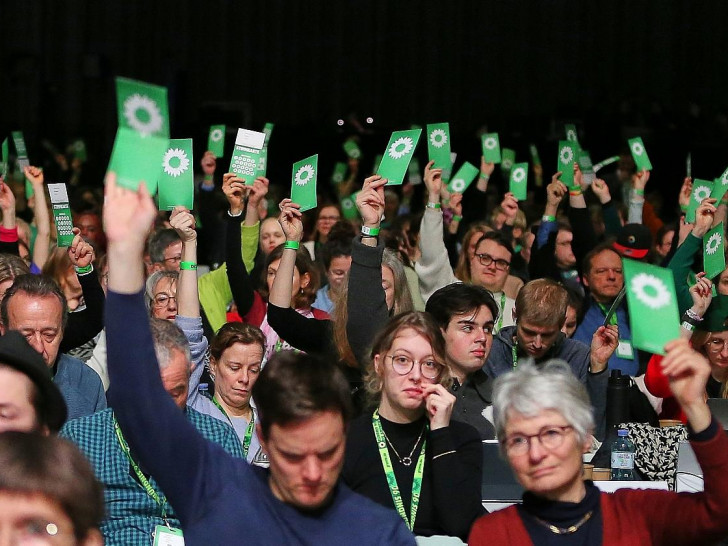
[102,173,157,249]
[678,177,693,212]
[277,198,304,242]
[546,178,567,208]
[169,206,197,244]
[68,228,95,268]
[424,160,443,203]
[688,272,713,318]
[662,338,711,432]
[24,165,44,187]
[590,324,619,373]
[222,173,247,215]
[500,192,519,226]
[248,176,270,209]
[632,169,650,192]
[692,198,717,238]
[356,175,386,228]
[422,383,456,431]
[591,178,612,204]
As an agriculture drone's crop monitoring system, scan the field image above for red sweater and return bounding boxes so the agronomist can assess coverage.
[469,423,728,545]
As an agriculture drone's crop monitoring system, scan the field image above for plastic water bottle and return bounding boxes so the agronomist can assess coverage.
[610,429,635,480]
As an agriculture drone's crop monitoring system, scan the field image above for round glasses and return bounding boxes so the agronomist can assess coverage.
[503,425,573,456]
[387,354,444,380]
[153,293,177,307]
[475,252,510,271]
[707,338,728,353]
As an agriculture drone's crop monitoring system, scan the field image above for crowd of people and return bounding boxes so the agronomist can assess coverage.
[1,125,728,545]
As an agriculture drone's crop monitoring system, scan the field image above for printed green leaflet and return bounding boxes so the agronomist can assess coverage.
[343,139,361,160]
[229,128,266,186]
[447,162,479,194]
[623,259,680,355]
[712,166,728,204]
[528,144,541,167]
[341,192,360,220]
[158,139,194,211]
[47,183,75,247]
[257,122,274,178]
[426,123,452,181]
[686,179,713,224]
[509,162,529,201]
[1,138,7,179]
[501,148,516,175]
[331,162,348,185]
[557,140,577,189]
[12,131,33,198]
[291,154,318,212]
[207,125,226,157]
[703,223,726,280]
[481,133,501,163]
[565,124,579,144]
[628,137,653,171]
[377,129,422,186]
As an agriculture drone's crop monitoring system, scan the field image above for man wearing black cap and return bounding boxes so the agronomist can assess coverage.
[0,330,67,434]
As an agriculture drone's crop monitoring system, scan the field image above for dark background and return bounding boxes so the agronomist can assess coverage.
[2,0,728,205]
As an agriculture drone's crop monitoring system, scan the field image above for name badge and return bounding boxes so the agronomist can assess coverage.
[616,339,634,360]
[153,525,184,546]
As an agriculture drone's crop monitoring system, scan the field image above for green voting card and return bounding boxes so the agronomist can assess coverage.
[557,140,578,189]
[263,123,274,147]
[115,78,169,138]
[1,138,7,179]
[11,131,30,171]
[447,162,479,194]
[291,154,318,212]
[229,128,266,186]
[408,157,422,185]
[158,139,194,211]
[712,166,728,204]
[377,129,422,186]
[501,148,515,174]
[509,162,529,200]
[372,154,383,173]
[47,183,75,247]
[481,133,501,163]
[529,143,541,167]
[686,179,713,223]
[341,192,359,220]
[343,139,361,160]
[628,137,653,171]
[578,149,595,184]
[427,123,452,180]
[331,162,348,184]
[704,223,726,280]
[71,140,87,162]
[207,125,225,157]
[565,124,579,144]
[624,259,680,355]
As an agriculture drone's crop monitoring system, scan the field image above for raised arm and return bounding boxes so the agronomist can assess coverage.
[0,177,19,256]
[24,166,51,269]
[223,173,256,317]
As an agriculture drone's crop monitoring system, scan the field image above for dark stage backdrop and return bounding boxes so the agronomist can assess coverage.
[1,0,728,199]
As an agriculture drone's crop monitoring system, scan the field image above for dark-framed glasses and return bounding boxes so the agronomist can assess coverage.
[475,253,510,271]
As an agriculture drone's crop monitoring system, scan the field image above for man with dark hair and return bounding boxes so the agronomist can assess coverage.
[61,318,244,546]
[102,175,414,544]
[0,274,105,420]
[0,330,68,434]
[426,283,499,439]
[147,228,183,272]
[485,278,617,439]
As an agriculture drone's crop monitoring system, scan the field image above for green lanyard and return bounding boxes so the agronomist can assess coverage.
[597,303,618,326]
[371,409,427,532]
[113,415,169,520]
[495,292,506,333]
[211,396,255,458]
[511,342,519,370]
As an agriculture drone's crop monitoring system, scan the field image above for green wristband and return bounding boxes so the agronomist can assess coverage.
[361,225,380,237]
[180,261,197,271]
[283,241,300,250]
[542,215,556,222]
[75,264,93,275]
[426,202,442,210]
[452,215,463,222]
[633,188,645,196]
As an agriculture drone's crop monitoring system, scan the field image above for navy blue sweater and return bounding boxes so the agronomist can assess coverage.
[106,290,415,545]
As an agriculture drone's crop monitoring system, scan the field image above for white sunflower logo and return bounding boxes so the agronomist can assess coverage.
[342,198,354,210]
[388,137,414,160]
[512,167,526,183]
[693,185,712,203]
[502,158,513,169]
[450,179,466,192]
[294,164,315,186]
[123,94,163,137]
[706,233,722,255]
[162,148,190,177]
[484,137,497,150]
[332,171,344,183]
[430,129,448,148]
[721,171,728,186]
[560,146,574,166]
[630,273,671,310]
[631,142,644,156]
[210,128,223,142]
[567,129,577,142]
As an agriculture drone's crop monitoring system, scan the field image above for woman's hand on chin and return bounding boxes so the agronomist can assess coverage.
[423,384,455,430]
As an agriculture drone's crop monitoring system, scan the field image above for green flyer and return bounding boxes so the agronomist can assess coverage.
[207,125,225,157]
[11,131,30,171]
[408,157,422,185]
[623,259,680,355]
[291,154,318,212]
[509,162,529,200]
[481,133,501,163]
[331,162,348,184]
[528,143,541,167]
[263,122,274,147]
[557,140,578,189]
[71,140,87,162]
[628,137,653,171]
[343,139,361,160]
[565,124,579,144]
[376,129,422,186]
[578,149,595,184]
[686,179,713,223]
[447,162,479,194]
[373,154,383,173]
[229,128,266,186]
[501,148,516,174]
[108,78,170,192]
[158,139,194,211]
[712,166,728,204]
[47,183,75,247]
[341,192,359,220]
[1,138,8,179]
[703,223,726,280]
[427,123,452,181]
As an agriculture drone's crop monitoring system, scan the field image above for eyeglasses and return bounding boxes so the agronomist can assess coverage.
[153,293,177,307]
[387,354,444,380]
[318,215,340,222]
[503,425,574,456]
[707,338,728,353]
[163,255,182,264]
[474,253,510,271]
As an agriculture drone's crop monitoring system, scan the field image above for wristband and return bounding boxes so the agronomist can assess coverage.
[179,261,197,271]
[426,202,442,210]
[203,174,213,182]
[680,203,688,212]
[542,214,556,222]
[685,308,704,322]
[75,264,93,275]
[361,225,380,237]
[227,209,243,218]
[681,320,696,332]
[633,188,645,196]
[283,240,300,250]
[451,214,463,223]
[479,173,490,181]
[569,190,582,197]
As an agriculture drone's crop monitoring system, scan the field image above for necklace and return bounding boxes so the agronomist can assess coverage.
[381,424,425,466]
[531,510,593,535]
